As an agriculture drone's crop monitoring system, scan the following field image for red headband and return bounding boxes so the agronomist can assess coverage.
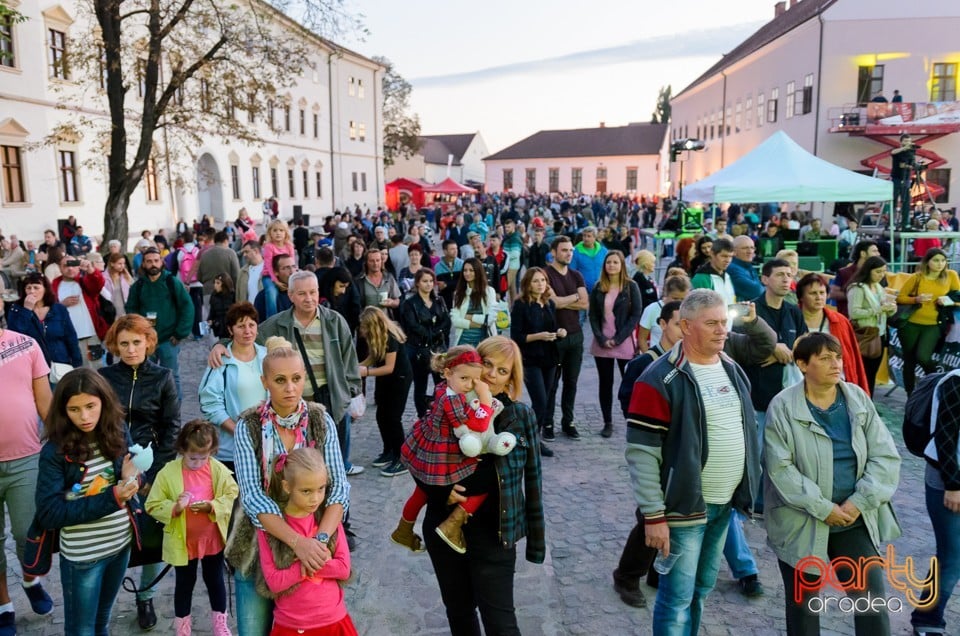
[446,350,483,368]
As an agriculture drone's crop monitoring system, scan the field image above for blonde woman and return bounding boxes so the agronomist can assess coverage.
[358,306,413,476]
[632,250,658,313]
[588,250,642,438]
[103,252,133,322]
[261,219,296,319]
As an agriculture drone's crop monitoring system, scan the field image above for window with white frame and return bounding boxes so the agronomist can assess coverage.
[349,121,356,140]
[931,63,957,102]
[315,170,322,198]
[503,169,513,190]
[283,105,291,132]
[626,167,638,191]
[725,106,731,136]
[571,168,581,193]
[786,81,795,119]
[1,145,24,203]
[348,77,355,96]
[767,88,778,123]
[231,165,240,200]
[358,123,366,142]
[270,167,278,197]
[525,168,536,193]
[252,166,261,199]
[745,95,753,129]
[351,172,358,191]
[299,109,305,135]
[145,157,159,202]
[313,113,318,138]
[287,168,295,198]
[358,79,364,99]
[361,172,367,191]
[802,74,814,114]
[548,168,559,193]
[757,93,764,127]
[735,100,742,133]
[48,29,66,78]
[302,170,308,198]
[0,16,15,68]
[59,150,78,202]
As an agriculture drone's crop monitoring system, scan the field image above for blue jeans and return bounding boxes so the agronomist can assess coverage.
[152,339,182,401]
[262,277,279,318]
[60,545,131,636]
[912,483,960,629]
[722,510,759,580]
[235,569,273,636]
[136,561,165,601]
[653,502,731,636]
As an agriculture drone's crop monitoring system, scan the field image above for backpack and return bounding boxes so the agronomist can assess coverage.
[177,246,200,285]
[903,371,960,457]
[164,249,179,275]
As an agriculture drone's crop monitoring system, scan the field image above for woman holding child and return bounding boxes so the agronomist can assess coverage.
[418,336,545,635]
[227,336,349,635]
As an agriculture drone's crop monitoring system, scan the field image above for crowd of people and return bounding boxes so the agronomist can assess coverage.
[0,193,958,636]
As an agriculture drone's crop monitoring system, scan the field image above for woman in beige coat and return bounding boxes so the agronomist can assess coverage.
[765,332,901,636]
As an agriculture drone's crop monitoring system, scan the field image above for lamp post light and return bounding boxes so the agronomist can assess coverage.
[670,138,705,203]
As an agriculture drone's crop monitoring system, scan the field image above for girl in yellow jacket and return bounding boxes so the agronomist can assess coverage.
[146,419,239,636]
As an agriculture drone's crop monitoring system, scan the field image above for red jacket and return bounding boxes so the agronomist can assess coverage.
[52,269,108,340]
[823,306,870,394]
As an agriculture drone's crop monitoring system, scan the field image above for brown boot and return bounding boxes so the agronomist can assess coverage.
[390,518,426,553]
[435,506,470,554]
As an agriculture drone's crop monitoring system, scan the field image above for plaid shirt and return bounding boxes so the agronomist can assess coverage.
[493,396,545,563]
[401,386,479,486]
[934,374,960,489]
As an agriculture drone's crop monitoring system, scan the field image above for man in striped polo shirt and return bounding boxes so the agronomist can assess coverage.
[625,289,761,635]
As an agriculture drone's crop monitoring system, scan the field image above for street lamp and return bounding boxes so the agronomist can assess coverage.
[670,138,705,203]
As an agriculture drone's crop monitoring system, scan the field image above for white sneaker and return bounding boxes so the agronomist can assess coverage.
[346,465,365,476]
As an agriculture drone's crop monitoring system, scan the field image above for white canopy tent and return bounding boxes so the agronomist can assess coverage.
[682,130,893,203]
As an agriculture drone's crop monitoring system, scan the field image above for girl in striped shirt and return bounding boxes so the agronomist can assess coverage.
[34,368,142,636]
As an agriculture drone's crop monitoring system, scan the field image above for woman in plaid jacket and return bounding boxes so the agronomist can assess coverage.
[416,336,545,635]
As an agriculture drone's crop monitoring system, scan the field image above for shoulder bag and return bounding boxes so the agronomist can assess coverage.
[888,275,921,330]
[851,283,882,359]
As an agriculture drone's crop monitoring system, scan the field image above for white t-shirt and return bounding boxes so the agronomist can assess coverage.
[689,360,746,505]
[247,262,264,302]
[59,279,96,338]
[639,301,664,348]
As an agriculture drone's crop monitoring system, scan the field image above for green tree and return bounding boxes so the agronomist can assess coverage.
[651,85,672,124]
[48,0,363,247]
[375,56,421,167]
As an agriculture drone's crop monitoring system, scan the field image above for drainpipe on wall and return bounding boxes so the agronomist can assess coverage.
[720,70,728,168]
[327,49,337,213]
[813,3,825,156]
[373,67,382,208]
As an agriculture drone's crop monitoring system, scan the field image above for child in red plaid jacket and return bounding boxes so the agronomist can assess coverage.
[393,346,516,554]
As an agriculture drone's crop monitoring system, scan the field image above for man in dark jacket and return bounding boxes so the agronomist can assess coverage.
[125,247,194,398]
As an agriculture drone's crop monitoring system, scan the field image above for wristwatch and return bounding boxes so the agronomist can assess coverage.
[316,532,331,547]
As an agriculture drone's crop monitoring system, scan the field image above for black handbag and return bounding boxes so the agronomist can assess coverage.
[888,276,921,330]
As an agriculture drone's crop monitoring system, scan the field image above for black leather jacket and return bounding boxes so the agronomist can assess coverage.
[98,359,180,483]
[399,293,451,351]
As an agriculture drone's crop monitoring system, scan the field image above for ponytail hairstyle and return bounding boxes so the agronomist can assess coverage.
[430,344,483,374]
[175,419,220,456]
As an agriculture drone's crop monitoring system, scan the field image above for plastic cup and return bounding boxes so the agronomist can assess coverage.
[653,550,682,575]
[146,311,158,324]
[379,291,389,305]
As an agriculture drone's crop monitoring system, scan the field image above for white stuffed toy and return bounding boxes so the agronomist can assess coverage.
[453,391,516,458]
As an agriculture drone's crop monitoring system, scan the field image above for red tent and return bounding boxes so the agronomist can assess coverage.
[422,178,478,194]
[385,177,431,211]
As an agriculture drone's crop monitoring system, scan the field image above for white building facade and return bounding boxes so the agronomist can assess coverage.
[385,132,489,185]
[483,124,667,196]
[669,0,960,211]
[0,0,384,247]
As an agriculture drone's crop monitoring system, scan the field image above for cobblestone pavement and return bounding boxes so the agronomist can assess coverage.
[5,334,956,635]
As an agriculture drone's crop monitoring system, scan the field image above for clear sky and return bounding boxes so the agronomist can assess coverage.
[345,0,785,153]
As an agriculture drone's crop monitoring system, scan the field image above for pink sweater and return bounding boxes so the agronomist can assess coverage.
[257,519,350,630]
[261,242,296,281]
